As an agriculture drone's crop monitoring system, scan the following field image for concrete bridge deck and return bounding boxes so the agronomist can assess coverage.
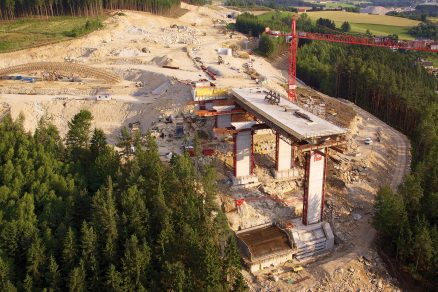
[231,87,346,142]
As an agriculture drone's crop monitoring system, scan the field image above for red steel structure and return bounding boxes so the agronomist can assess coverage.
[267,15,438,103]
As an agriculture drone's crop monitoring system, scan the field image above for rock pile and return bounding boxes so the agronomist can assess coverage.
[126,25,200,46]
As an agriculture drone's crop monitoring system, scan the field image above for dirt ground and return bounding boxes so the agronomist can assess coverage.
[0,3,411,291]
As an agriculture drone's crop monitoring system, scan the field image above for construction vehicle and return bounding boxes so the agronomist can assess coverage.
[218,56,224,65]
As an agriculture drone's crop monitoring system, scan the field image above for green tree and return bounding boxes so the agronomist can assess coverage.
[117,126,132,156]
[80,221,100,290]
[105,264,123,292]
[91,179,119,265]
[120,186,149,242]
[66,110,93,150]
[0,257,16,291]
[90,128,107,158]
[23,274,33,292]
[341,21,351,32]
[202,238,222,291]
[62,227,78,274]
[413,223,433,271]
[223,236,243,289]
[398,175,423,217]
[373,186,407,242]
[258,34,276,57]
[26,237,46,285]
[69,260,86,292]
[46,255,61,291]
[121,235,150,290]
[161,261,186,291]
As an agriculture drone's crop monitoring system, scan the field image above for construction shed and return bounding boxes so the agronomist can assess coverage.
[235,223,294,273]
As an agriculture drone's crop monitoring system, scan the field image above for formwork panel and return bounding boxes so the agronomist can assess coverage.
[306,150,325,225]
[235,131,252,177]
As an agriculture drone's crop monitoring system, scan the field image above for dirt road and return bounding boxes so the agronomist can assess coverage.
[346,101,411,190]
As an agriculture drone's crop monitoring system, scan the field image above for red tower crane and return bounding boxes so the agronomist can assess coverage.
[266,15,438,102]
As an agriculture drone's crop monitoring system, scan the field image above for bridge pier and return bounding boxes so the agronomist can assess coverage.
[302,148,328,225]
[232,129,258,185]
[274,133,300,179]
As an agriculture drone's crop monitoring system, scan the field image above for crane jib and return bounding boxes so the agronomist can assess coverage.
[264,15,438,103]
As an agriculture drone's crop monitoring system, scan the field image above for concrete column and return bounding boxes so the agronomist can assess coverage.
[232,130,258,185]
[274,133,298,179]
[302,149,327,225]
[216,114,232,128]
[213,105,234,129]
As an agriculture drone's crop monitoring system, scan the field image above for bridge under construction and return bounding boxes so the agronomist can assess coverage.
[194,85,346,271]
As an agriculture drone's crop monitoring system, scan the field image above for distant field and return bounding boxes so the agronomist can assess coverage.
[305,11,420,39]
[322,2,356,8]
[348,23,414,39]
[0,16,105,53]
[428,16,438,23]
[305,11,420,25]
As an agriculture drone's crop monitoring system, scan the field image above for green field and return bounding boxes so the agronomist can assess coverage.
[257,11,291,21]
[0,16,105,53]
[305,11,420,39]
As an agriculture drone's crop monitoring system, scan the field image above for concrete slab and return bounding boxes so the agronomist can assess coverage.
[231,87,346,140]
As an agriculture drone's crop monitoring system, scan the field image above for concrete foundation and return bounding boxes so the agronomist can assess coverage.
[232,175,259,186]
[235,220,335,273]
[289,218,334,261]
[249,251,294,274]
[273,168,300,180]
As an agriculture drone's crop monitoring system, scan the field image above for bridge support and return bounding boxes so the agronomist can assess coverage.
[213,105,234,129]
[232,130,258,185]
[274,133,299,179]
[216,114,232,128]
[302,148,328,225]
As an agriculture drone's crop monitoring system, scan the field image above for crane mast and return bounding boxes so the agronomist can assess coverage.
[267,15,438,102]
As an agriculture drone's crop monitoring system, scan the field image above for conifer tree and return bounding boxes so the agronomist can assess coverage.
[62,227,77,274]
[91,179,118,265]
[46,255,61,291]
[105,264,123,292]
[66,110,93,150]
[69,260,86,292]
[79,221,100,290]
[121,235,150,290]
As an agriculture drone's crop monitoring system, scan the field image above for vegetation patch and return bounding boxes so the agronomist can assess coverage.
[0,17,105,53]
[0,111,247,291]
[349,23,414,39]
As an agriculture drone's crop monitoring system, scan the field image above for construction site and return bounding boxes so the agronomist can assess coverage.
[0,3,412,291]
